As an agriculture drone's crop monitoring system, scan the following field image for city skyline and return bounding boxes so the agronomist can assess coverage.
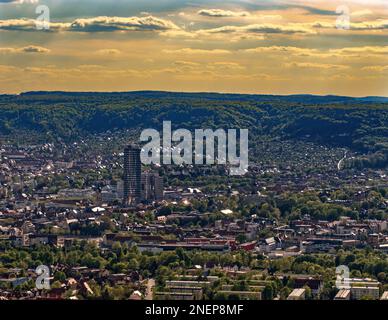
[0,0,388,96]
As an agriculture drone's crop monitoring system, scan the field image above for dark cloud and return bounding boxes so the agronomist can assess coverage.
[0,19,65,31]
[0,16,179,32]
[0,0,38,3]
[20,45,50,53]
[298,5,336,16]
[198,9,249,18]
[235,2,336,16]
[0,45,50,53]
[69,16,179,32]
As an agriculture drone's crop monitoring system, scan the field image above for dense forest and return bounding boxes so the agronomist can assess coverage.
[0,91,387,167]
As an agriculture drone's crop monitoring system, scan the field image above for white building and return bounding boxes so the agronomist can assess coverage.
[287,288,305,300]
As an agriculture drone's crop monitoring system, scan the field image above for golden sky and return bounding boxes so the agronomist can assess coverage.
[0,0,388,96]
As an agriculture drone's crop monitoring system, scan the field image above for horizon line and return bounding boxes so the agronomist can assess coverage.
[1,89,388,100]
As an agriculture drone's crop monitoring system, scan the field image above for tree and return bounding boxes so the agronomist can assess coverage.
[377,272,386,283]
[51,280,62,289]
[54,271,66,282]
[280,287,291,300]
[228,294,240,300]
[303,285,312,300]
[236,234,247,244]
[262,284,274,300]
[214,292,227,300]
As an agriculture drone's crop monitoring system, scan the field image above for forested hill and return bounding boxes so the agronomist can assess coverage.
[0,91,387,167]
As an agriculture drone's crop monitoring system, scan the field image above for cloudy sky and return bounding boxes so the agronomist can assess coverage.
[0,0,387,96]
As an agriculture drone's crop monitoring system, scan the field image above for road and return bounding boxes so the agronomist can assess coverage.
[337,151,348,170]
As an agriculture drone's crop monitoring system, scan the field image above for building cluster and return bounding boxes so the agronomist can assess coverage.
[0,265,144,300]
[0,141,387,300]
[334,278,382,300]
[123,144,163,205]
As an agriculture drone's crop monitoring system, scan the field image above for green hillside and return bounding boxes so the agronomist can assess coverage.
[0,91,387,168]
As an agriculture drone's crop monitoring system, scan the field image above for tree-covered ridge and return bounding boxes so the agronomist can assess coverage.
[0,91,387,167]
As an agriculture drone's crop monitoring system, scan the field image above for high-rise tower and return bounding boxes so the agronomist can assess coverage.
[123,144,141,205]
[141,171,164,202]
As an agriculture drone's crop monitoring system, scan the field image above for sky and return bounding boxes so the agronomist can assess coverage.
[0,0,387,96]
